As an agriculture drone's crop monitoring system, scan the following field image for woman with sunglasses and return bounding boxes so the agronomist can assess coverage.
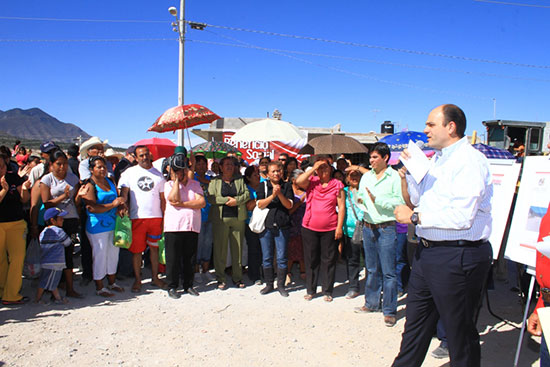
[79,156,126,297]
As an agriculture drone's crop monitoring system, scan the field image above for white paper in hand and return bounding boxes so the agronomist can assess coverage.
[536,236,550,258]
[400,140,430,184]
[538,307,550,341]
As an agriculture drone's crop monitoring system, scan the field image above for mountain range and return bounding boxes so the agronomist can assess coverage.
[0,108,91,144]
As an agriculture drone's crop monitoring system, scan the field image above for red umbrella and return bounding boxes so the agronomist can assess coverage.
[148,104,221,133]
[134,137,176,160]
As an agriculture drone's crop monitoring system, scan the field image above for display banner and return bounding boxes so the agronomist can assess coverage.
[487,159,521,259]
[223,131,308,164]
[505,156,550,267]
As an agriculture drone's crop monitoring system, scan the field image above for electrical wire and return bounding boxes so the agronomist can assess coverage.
[203,29,491,100]
[187,38,550,83]
[1,15,547,69]
[474,0,550,8]
[194,21,550,70]
[0,16,166,23]
[0,38,176,42]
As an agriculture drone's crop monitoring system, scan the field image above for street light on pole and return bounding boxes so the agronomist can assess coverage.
[169,1,185,146]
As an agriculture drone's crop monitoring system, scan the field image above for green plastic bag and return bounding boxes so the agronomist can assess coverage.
[113,216,132,249]
[158,234,166,265]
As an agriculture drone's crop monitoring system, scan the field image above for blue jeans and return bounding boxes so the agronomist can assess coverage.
[196,221,213,263]
[363,224,397,316]
[259,227,289,269]
[396,232,408,293]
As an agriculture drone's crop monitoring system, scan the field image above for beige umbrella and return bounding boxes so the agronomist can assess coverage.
[299,135,368,155]
[230,118,305,142]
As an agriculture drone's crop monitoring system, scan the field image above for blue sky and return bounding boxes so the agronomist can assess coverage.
[1,0,548,147]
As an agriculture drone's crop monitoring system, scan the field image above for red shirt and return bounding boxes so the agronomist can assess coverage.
[535,203,550,313]
[302,176,344,232]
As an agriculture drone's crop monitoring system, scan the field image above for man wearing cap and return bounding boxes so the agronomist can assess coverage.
[119,145,166,292]
[28,141,58,187]
[392,104,493,367]
[67,144,80,179]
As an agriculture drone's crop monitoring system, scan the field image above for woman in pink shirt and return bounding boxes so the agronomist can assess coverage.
[163,153,206,299]
[296,156,345,302]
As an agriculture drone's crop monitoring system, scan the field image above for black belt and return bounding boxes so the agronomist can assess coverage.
[420,238,486,248]
[363,220,395,229]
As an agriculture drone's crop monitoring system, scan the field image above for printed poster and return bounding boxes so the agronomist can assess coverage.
[505,156,550,267]
[487,159,521,259]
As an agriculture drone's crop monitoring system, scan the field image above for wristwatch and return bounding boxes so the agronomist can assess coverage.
[410,212,419,226]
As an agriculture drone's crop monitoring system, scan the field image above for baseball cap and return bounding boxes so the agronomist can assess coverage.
[40,141,57,153]
[170,153,188,171]
[44,207,68,222]
[126,145,136,155]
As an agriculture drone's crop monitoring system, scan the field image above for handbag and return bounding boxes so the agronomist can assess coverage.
[249,182,269,234]
[348,189,364,243]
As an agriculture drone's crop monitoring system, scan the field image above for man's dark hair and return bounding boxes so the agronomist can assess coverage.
[195,155,207,164]
[134,145,149,153]
[259,156,271,164]
[371,142,390,163]
[67,144,79,158]
[442,104,466,138]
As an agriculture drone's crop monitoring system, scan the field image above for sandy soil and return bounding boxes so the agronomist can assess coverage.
[0,263,542,367]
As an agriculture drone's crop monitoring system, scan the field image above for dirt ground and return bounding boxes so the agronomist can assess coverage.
[0,262,542,367]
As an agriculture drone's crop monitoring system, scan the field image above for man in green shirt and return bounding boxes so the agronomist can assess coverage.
[354,142,404,327]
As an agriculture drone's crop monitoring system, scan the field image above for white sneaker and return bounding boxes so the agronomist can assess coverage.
[194,272,203,284]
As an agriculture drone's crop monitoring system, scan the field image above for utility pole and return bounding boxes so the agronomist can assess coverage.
[169,0,186,146]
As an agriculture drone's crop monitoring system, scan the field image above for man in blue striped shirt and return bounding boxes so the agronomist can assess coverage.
[392,104,493,367]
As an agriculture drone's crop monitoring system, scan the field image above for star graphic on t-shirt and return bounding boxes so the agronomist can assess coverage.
[137,176,154,192]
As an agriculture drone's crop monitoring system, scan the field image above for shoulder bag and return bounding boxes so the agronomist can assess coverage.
[249,182,269,234]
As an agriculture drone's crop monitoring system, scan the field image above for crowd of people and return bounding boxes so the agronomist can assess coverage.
[0,104,529,366]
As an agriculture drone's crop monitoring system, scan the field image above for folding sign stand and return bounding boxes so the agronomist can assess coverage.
[514,266,536,367]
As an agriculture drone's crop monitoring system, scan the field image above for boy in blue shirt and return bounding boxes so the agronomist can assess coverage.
[35,208,72,304]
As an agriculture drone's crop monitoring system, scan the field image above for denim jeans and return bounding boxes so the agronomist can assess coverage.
[396,231,408,293]
[363,224,397,316]
[259,227,289,269]
[196,220,213,263]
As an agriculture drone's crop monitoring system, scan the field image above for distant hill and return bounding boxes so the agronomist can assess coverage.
[0,108,91,144]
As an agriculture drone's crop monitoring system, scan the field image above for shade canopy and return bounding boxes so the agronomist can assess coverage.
[472,143,516,159]
[230,118,306,142]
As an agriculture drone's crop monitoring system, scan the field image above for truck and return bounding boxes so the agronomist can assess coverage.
[482,119,550,155]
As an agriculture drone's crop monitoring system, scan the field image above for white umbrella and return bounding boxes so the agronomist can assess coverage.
[230,118,306,142]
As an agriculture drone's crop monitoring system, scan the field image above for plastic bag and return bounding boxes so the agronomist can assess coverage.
[23,238,41,278]
[158,234,166,265]
[113,216,132,249]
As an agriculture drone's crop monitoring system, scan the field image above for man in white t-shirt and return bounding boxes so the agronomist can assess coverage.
[119,146,166,292]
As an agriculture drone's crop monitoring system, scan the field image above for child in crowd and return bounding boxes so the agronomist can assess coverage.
[35,208,72,304]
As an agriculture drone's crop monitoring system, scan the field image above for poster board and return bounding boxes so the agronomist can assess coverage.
[487,159,521,259]
[505,156,550,267]
[223,131,308,164]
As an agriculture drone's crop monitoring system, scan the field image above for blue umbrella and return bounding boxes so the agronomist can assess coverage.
[379,131,428,151]
[472,143,515,159]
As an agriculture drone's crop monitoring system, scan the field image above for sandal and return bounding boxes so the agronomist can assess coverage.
[235,281,246,289]
[304,294,313,301]
[217,282,228,291]
[323,295,333,302]
[96,288,114,297]
[2,296,30,305]
[53,297,69,304]
[108,283,125,293]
